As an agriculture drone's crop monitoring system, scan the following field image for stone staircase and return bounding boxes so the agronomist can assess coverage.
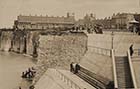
[115,56,134,88]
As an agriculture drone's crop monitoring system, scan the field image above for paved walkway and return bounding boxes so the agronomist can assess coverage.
[80,50,113,80]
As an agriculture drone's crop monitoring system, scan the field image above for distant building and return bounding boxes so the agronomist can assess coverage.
[111,13,134,29]
[14,13,75,30]
[93,17,112,29]
[75,13,96,27]
[93,13,135,30]
[83,13,96,27]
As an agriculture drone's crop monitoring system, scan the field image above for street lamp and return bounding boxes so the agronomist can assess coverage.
[111,31,114,49]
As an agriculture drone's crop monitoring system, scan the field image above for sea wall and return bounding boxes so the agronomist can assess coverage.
[34,32,88,83]
[0,31,13,51]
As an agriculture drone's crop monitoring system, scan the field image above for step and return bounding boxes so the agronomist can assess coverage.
[115,56,134,88]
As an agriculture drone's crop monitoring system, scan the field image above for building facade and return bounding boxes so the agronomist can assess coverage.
[111,13,135,29]
[14,13,75,30]
[76,13,137,30]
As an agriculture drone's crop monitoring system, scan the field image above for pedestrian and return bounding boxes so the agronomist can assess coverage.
[24,70,28,78]
[130,44,134,56]
[31,67,35,70]
[138,49,140,56]
[72,63,77,74]
[21,72,25,78]
[70,62,74,72]
[29,72,32,78]
[29,85,35,89]
[28,68,31,73]
[19,86,22,89]
[75,63,80,73]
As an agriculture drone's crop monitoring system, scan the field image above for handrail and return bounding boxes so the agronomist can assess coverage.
[127,50,138,88]
[111,49,118,89]
[88,45,111,51]
[80,66,110,85]
[55,69,81,89]
[88,45,111,56]
[78,71,106,89]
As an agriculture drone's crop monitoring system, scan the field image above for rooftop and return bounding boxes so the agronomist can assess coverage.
[17,15,75,24]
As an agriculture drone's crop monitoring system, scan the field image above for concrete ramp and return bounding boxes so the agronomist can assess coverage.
[80,49,113,80]
[35,69,71,89]
[35,68,95,89]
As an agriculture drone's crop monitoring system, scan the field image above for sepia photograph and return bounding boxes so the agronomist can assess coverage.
[0,0,140,89]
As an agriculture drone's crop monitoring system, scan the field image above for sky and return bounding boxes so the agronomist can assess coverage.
[0,0,140,28]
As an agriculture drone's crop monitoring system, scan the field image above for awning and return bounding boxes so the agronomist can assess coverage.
[129,19,139,24]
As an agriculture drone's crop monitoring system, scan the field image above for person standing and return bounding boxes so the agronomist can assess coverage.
[70,62,74,72]
[75,63,80,73]
[129,44,134,56]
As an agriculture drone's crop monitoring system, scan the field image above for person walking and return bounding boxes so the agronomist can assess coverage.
[130,44,134,56]
[70,62,74,72]
[75,63,80,73]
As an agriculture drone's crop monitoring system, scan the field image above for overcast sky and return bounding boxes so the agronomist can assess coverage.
[0,0,139,28]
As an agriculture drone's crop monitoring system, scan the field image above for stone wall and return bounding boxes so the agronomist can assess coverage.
[34,32,88,83]
[11,30,25,53]
[11,30,40,58]
[26,31,40,57]
[0,31,13,51]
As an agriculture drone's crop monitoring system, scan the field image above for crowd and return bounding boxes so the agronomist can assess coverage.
[18,67,36,89]
[21,67,36,80]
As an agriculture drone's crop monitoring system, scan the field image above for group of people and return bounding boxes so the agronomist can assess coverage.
[21,67,36,80]
[70,62,81,74]
[19,85,35,89]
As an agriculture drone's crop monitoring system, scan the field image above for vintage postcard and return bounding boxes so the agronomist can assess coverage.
[0,0,140,89]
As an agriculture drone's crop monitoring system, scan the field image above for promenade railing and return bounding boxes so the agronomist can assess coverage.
[127,50,138,88]
[132,49,140,58]
[88,45,111,56]
[54,69,81,89]
[111,49,118,89]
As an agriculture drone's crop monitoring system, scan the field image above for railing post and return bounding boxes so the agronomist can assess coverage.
[55,69,82,89]
[110,50,112,57]
[127,50,138,88]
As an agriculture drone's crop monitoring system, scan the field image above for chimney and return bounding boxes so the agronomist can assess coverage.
[67,12,70,18]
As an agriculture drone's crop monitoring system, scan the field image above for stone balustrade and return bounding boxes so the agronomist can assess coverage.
[55,69,81,89]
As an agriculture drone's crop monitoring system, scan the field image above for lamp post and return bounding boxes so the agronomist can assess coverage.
[111,31,114,49]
